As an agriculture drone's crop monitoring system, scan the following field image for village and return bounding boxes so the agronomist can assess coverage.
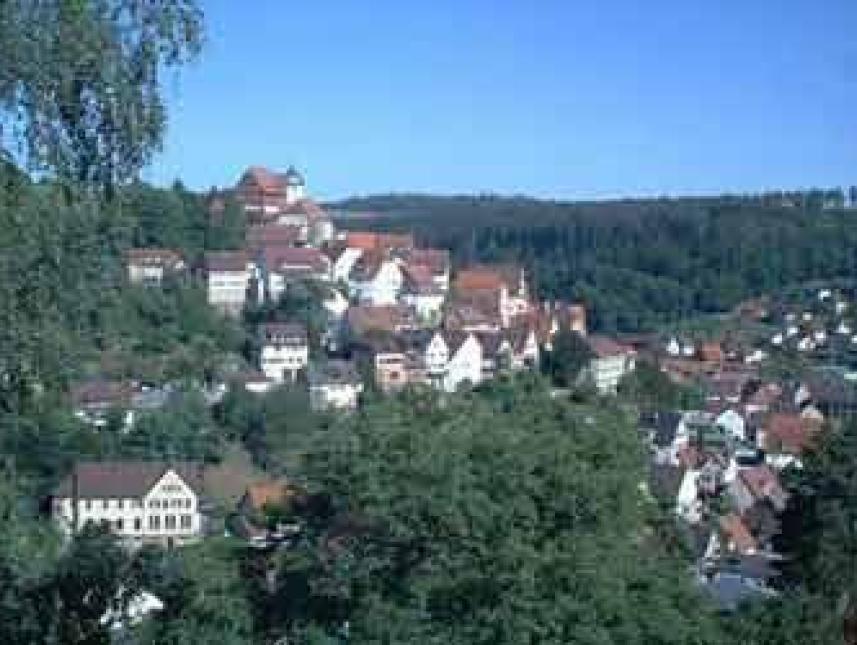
[51,166,857,618]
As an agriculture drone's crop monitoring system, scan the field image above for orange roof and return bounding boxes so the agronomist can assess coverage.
[345,232,414,252]
[720,513,757,554]
[697,342,724,362]
[243,481,297,512]
[246,224,303,250]
[454,268,506,292]
[587,335,633,359]
[764,413,823,455]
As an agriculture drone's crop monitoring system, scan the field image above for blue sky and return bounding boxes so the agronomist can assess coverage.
[146,0,857,200]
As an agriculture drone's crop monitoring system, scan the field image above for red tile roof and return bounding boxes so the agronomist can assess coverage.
[720,513,757,554]
[346,304,415,335]
[239,166,286,193]
[345,232,414,252]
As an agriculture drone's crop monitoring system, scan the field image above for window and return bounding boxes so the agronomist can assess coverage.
[185,499,192,509]
[180,515,192,530]
[149,515,161,530]
[150,499,159,509]
[165,515,176,530]
[102,500,108,510]
[134,518,142,531]
[117,499,124,510]
[84,500,92,511]
[115,519,123,531]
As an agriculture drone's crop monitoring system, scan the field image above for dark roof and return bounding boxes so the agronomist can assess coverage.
[55,461,204,499]
[309,360,361,386]
[205,251,248,272]
[261,322,308,344]
[641,411,683,448]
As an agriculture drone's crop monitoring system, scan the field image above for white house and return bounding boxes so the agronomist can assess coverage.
[205,251,251,316]
[308,360,363,411]
[401,264,445,323]
[581,336,636,394]
[666,337,681,356]
[331,247,363,283]
[350,258,403,306]
[716,409,747,443]
[125,249,185,286]
[259,322,309,382]
[262,247,331,302]
[52,462,205,547]
[442,331,483,392]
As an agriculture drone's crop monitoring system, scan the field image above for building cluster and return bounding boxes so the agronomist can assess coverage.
[640,356,843,610]
[124,166,609,408]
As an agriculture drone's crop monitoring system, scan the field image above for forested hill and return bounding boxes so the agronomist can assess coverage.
[332,193,857,333]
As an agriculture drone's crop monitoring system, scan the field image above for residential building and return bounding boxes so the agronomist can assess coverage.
[400,263,445,323]
[402,248,450,292]
[453,264,531,328]
[261,246,331,301]
[581,335,636,394]
[125,248,186,286]
[442,331,483,392]
[52,462,205,546]
[343,231,414,253]
[71,380,135,430]
[204,251,251,316]
[349,254,403,305]
[259,322,309,382]
[308,360,363,411]
[231,166,334,243]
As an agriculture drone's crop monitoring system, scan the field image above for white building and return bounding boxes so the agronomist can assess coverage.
[308,360,363,411]
[125,249,185,286]
[204,251,251,316]
[52,462,205,547]
[350,258,403,306]
[442,331,483,392]
[581,336,636,394]
[259,322,309,382]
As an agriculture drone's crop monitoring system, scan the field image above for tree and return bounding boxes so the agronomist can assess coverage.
[0,0,203,188]
[618,359,703,412]
[281,384,725,643]
[543,327,593,387]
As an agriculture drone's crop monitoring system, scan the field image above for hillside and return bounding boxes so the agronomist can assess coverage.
[332,193,857,333]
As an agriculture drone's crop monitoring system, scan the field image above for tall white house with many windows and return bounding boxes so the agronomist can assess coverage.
[259,322,309,382]
[52,462,205,547]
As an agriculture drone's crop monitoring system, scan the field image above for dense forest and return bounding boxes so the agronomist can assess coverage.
[333,194,857,332]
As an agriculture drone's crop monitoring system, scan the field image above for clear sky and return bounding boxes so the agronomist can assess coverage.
[146,0,857,201]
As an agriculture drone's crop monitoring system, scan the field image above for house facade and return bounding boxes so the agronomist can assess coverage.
[259,322,309,382]
[582,336,636,394]
[125,248,186,286]
[205,251,251,316]
[52,462,205,547]
[308,360,364,411]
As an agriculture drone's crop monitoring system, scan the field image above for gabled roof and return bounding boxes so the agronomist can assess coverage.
[309,360,361,386]
[71,380,133,408]
[401,263,440,294]
[238,166,286,193]
[55,461,204,499]
[246,224,303,250]
[242,481,299,512]
[586,335,633,359]
[346,304,416,336]
[263,246,328,272]
[125,248,184,268]
[261,322,308,344]
[205,251,249,273]
[345,232,414,252]
[763,413,823,455]
[720,513,757,554]
[454,264,522,294]
[403,248,450,275]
